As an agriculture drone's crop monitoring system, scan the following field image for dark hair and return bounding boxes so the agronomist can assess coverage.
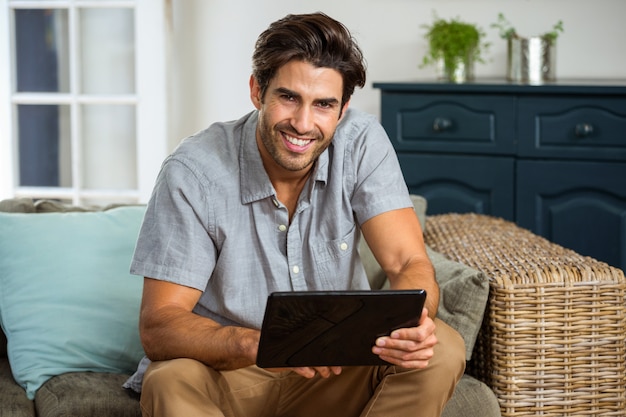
[252,12,366,107]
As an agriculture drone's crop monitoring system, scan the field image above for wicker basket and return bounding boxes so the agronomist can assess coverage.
[424,213,626,417]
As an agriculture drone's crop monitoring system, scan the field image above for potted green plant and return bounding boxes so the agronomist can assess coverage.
[492,13,564,83]
[421,16,490,83]
[492,13,564,45]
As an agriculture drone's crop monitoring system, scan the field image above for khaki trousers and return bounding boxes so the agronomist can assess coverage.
[140,318,465,417]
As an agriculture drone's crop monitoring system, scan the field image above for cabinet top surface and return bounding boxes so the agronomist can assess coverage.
[373,78,626,95]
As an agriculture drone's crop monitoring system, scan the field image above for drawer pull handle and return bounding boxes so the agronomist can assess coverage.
[575,123,594,138]
[433,117,452,132]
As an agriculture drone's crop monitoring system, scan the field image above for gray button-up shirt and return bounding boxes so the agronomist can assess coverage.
[130,108,412,330]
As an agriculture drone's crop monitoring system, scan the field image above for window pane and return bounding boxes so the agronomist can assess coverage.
[17,104,71,187]
[80,8,135,94]
[81,104,137,189]
[15,9,70,93]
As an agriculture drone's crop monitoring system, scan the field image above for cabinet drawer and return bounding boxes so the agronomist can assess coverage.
[518,96,626,160]
[380,93,516,155]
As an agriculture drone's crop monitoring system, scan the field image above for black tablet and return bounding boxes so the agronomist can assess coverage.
[256,289,426,368]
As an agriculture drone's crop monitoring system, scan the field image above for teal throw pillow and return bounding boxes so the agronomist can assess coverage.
[0,206,146,399]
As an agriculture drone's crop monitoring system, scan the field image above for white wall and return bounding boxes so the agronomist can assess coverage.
[168,0,626,148]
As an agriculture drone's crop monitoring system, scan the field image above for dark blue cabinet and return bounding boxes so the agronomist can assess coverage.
[374,80,626,271]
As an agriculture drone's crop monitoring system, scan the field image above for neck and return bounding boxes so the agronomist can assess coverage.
[270,165,314,223]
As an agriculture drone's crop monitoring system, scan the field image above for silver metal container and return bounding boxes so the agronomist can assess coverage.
[507,36,555,84]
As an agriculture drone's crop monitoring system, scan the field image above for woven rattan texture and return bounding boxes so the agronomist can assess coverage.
[424,213,626,417]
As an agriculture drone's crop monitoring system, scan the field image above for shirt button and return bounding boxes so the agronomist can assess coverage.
[292,265,300,274]
[278,224,287,232]
[272,198,279,207]
[340,242,348,251]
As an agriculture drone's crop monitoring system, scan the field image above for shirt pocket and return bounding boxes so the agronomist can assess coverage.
[311,225,362,290]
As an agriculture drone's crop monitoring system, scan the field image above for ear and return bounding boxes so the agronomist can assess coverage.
[250,75,262,110]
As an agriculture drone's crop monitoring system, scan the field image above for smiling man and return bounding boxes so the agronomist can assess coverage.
[125,12,465,417]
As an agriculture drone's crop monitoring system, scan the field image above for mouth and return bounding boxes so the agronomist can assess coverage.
[282,132,314,152]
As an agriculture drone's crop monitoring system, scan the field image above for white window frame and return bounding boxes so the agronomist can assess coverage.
[0,0,169,204]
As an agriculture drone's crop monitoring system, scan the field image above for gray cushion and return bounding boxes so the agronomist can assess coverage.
[427,247,488,359]
[0,198,121,215]
[0,359,35,417]
[360,195,489,360]
[35,372,140,417]
[442,374,501,417]
[0,198,36,213]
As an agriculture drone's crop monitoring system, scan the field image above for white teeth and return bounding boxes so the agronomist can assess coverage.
[285,134,310,147]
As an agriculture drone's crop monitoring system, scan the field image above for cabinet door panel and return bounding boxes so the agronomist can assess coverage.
[517,160,626,270]
[398,154,515,220]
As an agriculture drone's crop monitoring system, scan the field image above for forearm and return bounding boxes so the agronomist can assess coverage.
[388,255,439,319]
[140,305,260,370]
[360,207,440,318]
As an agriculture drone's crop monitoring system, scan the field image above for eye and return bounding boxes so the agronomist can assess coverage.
[316,100,339,110]
[281,94,296,102]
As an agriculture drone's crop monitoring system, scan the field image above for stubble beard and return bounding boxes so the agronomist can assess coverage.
[257,112,331,173]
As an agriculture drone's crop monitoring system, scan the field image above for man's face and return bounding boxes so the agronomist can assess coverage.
[250,60,348,176]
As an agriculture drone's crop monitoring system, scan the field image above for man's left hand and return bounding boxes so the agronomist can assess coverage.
[372,308,437,369]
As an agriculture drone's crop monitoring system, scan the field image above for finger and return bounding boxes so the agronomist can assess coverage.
[292,367,316,378]
[375,327,435,352]
[378,353,433,369]
[386,326,438,349]
[374,339,436,367]
[389,313,436,343]
[329,366,342,376]
[313,366,342,378]
[373,336,436,360]
[375,335,435,353]
[314,367,331,378]
[373,330,438,366]
[291,366,342,379]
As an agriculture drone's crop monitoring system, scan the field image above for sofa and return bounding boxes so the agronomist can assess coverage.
[1,196,624,417]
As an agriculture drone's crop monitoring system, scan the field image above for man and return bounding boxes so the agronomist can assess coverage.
[126,12,465,417]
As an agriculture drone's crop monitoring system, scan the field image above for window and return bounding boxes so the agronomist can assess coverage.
[0,0,169,205]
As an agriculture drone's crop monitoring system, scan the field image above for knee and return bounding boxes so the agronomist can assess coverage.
[433,319,466,379]
[143,358,211,395]
[141,358,221,417]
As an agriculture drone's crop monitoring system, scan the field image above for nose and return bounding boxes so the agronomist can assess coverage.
[290,105,315,135]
